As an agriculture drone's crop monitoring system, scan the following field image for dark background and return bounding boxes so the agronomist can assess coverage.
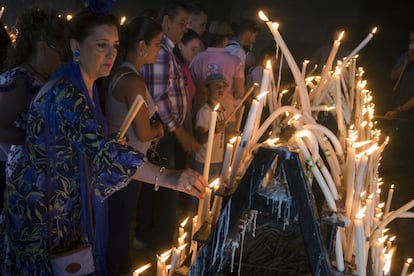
[1,0,413,274]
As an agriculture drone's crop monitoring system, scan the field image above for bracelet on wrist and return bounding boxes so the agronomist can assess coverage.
[154,166,166,191]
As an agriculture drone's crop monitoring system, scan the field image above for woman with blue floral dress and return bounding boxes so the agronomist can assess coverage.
[0,7,207,275]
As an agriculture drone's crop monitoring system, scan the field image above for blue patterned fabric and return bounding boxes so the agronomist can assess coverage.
[0,62,144,275]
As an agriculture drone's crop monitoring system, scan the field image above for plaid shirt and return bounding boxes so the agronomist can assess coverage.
[142,35,187,132]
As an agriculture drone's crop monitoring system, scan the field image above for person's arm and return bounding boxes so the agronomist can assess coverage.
[233,58,245,99]
[233,77,245,100]
[384,96,414,119]
[132,162,207,199]
[390,53,409,81]
[0,74,32,145]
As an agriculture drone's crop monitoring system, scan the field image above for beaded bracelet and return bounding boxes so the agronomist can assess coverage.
[154,166,166,191]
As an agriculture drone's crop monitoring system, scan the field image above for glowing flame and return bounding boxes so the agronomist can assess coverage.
[134,263,152,274]
[180,217,189,228]
[178,243,188,251]
[229,136,238,144]
[371,27,378,35]
[120,16,127,25]
[66,14,73,21]
[337,30,345,41]
[209,178,220,189]
[258,10,269,22]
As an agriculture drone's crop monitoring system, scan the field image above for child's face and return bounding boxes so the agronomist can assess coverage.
[208,81,227,103]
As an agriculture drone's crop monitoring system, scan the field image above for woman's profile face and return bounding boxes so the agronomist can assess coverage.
[144,32,163,64]
[77,24,119,81]
[179,38,201,63]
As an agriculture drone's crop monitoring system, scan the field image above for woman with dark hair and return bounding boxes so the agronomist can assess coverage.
[104,16,164,275]
[0,8,67,212]
[0,7,207,275]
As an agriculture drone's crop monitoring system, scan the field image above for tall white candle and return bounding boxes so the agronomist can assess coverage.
[118,94,144,139]
[325,31,344,73]
[401,257,413,276]
[220,140,234,183]
[210,180,222,225]
[339,27,377,72]
[384,184,395,216]
[335,228,345,272]
[133,263,152,276]
[354,209,366,276]
[228,98,260,187]
[258,11,311,113]
[168,247,181,276]
[196,105,219,229]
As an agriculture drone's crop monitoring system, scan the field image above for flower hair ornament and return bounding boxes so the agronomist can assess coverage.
[87,0,116,14]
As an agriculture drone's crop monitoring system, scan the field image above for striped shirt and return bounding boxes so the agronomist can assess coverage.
[142,35,187,132]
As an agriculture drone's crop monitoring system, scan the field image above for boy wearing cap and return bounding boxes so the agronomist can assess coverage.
[192,73,227,182]
[189,20,245,134]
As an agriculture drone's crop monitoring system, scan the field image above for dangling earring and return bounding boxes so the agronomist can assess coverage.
[73,50,80,63]
[139,51,148,58]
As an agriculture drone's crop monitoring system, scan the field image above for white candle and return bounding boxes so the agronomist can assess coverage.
[384,184,395,215]
[156,253,169,276]
[196,187,211,231]
[228,98,260,186]
[196,105,219,229]
[325,31,344,73]
[211,181,223,225]
[258,11,311,113]
[335,228,345,272]
[339,27,377,72]
[118,94,144,139]
[168,247,181,276]
[203,104,219,180]
[401,257,413,276]
[354,209,366,276]
[220,140,234,183]
[133,263,152,276]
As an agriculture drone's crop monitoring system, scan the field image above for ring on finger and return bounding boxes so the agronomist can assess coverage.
[185,183,192,191]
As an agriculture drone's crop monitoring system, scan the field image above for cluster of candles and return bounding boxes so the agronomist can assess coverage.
[102,8,414,275]
[133,217,190,275]
[255,10,414,276]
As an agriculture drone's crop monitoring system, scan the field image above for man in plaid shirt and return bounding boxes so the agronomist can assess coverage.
[136,0,201,255]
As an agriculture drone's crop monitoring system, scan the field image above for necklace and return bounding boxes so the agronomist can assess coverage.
[25,62,49,82]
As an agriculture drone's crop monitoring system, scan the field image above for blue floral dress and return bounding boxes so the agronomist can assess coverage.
[0,63,145,275]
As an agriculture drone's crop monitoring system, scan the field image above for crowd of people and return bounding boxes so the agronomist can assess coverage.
[0,0,262,275]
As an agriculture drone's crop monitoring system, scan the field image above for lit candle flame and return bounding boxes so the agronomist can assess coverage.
[266,59,272,69]
[382,247,394,274]
[371,27,378,35]
[337,30,345,41]
[258,10,269,22]
[256,90,269,100]
[160,249,172,259]
[120,16,127,25]
[178,243,188,251]
[407,258,413,264]
[180,217,189,228]
[214,104,220,111]
[66,14,73,21]
[134,262,152,274]
[229,136,238,144]
[209,178,220,189]
[179,232,187,241]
